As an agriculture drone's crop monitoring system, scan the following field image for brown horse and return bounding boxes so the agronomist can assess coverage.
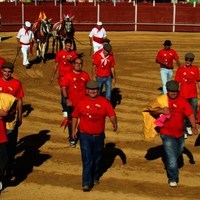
[32,18,52,63]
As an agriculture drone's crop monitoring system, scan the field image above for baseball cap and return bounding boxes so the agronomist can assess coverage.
[166,80,179,92]
[25,21,31,28]
[163,40,172,46]
[86,80,99,90]
[185,52,195,60]
[2,62,14,70]
[97,21,102,26]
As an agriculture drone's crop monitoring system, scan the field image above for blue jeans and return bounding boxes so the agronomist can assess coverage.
[160,68,173,94]
[79,132,105,187]
[185,98,198,128]
[96,75,112,101]
[160,134,184,183]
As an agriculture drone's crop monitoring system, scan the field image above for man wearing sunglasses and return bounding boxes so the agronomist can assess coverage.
[175,52,200,138]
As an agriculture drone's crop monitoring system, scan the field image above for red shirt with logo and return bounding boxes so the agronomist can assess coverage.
[0,77,24,98]
[160,94,194,138]
[93,50,115,77]
[174,65,200,98]
[55,49,78,77]
[72,95,116,135]
[60,71,91,107]
[156,48,179,68]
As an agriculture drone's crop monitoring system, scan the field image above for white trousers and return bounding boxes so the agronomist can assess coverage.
[21,45,30,66]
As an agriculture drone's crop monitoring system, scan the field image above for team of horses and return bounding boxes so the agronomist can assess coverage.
[32,12,76,63]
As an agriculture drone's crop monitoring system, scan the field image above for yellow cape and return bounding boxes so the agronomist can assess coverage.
[142,94,168,139]
[0,93,17,130]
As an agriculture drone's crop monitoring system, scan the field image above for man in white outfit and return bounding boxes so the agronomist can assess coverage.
[17,21,34,68]
[89,21,107,53]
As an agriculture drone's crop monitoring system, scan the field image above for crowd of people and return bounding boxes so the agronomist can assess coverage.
[0,19,200,194]
[143,39,200,187]
[0,21,120,192]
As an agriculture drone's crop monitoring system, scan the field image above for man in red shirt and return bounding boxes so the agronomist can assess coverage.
[92,44,116,101]
[156,40,181,94]
[149,80,198,187]
[175,52,200,137]
[0,62,24,180]
[71,80,117,192]
[60,58,90,147]
[50,38,78,121]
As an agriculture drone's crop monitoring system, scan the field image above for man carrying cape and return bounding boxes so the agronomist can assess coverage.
[142,80,198,187]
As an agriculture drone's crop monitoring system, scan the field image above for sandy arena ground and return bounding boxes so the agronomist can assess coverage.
[0,31,200,200]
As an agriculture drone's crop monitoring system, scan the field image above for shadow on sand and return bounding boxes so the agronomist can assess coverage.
[145,145,195,168]
[6,130,51,188]
[98,143,126,178]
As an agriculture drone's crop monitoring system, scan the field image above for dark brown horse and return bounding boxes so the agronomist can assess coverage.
[51,14,76,53]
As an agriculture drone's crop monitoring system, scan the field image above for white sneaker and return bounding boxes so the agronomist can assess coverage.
[0,181,2,191]
[169,182,178,187]
[184,133,188,139]
[186,127,193,136]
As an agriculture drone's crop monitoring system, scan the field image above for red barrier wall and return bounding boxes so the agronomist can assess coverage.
[0,2,200,32]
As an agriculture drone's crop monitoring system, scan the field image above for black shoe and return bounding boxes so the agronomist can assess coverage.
[82,185,91,192]
[42,58,46,64]
[26,64,31,69]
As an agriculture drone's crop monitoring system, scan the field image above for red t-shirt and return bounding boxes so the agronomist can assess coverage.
[0,77,24,98]
[156,48,179,68]
[0,119,7,143]
[0,57,6,77]
[72,95,116,135]
[55,49,78,77]
[160,94,194,138]
[174,65,200,99]
[60,71,91,107]
[93,50,115,77]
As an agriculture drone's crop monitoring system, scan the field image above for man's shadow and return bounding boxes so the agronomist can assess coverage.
[0,36,13,41]
[101,87,122,108]
[6,130,51,187]
[145,145,195,169]
[98,143,126,178]
[22,104,34,117]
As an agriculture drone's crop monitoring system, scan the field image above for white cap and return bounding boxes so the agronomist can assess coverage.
[25,21,31,28]
[97,21,102,26]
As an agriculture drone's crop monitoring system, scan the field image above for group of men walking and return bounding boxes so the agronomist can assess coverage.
[143,39,200,187]
[3,20,198,192]
[49,21,118,192]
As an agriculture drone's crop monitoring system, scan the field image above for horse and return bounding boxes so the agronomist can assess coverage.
[32,18,52,63]
[51,14,76,53]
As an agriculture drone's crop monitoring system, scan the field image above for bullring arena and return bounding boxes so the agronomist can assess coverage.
[0,2,200,200]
